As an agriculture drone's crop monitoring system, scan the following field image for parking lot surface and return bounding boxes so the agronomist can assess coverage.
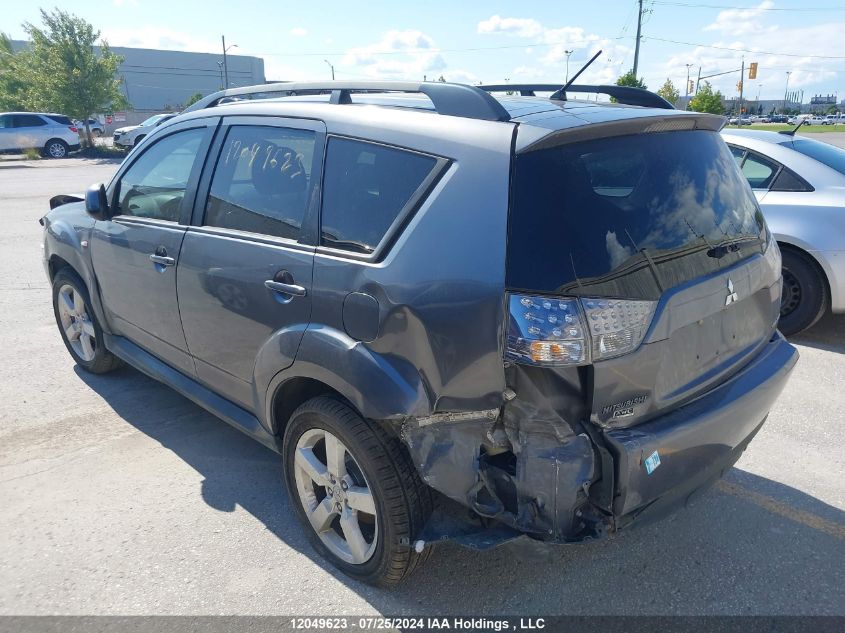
[0,151,843,616]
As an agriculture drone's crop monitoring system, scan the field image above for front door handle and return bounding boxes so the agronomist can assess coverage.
[264,280,307,297]
[149,254,175,266]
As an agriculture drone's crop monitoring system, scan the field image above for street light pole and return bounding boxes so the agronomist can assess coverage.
[564,50,573,83]
[685,63,693,108]
[783,71,792,114]
[324,59,335,80]
[222,35,229,88]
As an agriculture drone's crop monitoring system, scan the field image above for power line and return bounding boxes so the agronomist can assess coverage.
[253,37,632,58]
[643,35,845,58]
[652,2,845,10]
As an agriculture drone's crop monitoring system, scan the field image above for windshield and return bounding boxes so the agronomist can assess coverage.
[140,114,165,127]
[507,130,766,300]
[784,138,845,176]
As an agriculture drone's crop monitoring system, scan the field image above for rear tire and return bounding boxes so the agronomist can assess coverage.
[43,139,69,158]
[52,269,122,374]
[282,397,433,587]
[779,248,828,336]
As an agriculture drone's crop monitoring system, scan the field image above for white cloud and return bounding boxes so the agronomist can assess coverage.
[704,1,776,37]
[290,27,307,37]
[101,27,217,53]
[342,30,446,79]
[477,15,543,38]
[477,15,632,86]
[112,0,139,6]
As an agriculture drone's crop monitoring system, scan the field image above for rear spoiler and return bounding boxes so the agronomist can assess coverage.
[478,84,675,110]
[517,112,727,154]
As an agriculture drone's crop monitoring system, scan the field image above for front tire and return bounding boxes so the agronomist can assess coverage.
[779,249,828,336]
[282,397,433,587]
[43,139,69,158]
[52,269,121,374]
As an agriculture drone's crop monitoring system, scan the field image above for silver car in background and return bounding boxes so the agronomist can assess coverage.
[722,129,845,334]
[0,112,81,158]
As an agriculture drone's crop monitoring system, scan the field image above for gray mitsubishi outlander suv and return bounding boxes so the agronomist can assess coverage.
[41,79,798,586]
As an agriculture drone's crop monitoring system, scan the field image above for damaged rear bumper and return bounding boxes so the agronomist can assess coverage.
[402,332,798,545]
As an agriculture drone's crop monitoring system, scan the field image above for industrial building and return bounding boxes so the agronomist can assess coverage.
[11,40,266,125]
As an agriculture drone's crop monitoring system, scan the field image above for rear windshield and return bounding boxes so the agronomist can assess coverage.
[783,138,845,176]
[507,130,766,299]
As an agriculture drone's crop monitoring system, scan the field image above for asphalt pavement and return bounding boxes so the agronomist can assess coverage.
[0,152,842,616]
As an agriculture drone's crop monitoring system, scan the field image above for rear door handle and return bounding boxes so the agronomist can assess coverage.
[264,280,307,297]
[149,254,175,266]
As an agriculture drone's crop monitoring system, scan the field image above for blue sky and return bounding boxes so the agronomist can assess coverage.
[4,1,844,101]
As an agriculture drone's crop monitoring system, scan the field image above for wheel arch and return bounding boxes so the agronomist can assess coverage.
[269,377,353,440]
[776,239,835,310]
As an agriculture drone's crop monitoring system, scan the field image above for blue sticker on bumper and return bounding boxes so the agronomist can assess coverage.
[644,450,661,475]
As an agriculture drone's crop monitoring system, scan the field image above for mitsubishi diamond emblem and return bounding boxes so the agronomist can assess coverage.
[725,278,739,306]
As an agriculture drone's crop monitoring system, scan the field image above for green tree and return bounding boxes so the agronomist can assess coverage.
[0,33,29,110]
[184,92,204,107]
[656,78,679,106]
[688,81,725,115]
[22,9,127,144]
[615,70,647,90]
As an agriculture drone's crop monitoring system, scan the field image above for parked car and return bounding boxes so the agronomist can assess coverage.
[805,115,832,126]
[74,118,105,137]
[770,114,789,123]
[112,113,178,148]
[723,128,845,334]
[0,112,80,158]
[42,81,797,586]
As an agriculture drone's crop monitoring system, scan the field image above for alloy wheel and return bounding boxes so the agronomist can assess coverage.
[293,428,378,565]
[57,284,97,361]
[48,142,67,158]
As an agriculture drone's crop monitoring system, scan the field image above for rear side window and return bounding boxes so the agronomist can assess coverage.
[320,137,437,254]
[46,115,73,125]
[770,168,813,192]
[205,125,316,240]
[741,152,779,189]
[508,130,766,300]
[13,114,47,128]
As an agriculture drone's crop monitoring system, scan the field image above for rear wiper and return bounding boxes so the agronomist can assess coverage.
[706,236,762,259]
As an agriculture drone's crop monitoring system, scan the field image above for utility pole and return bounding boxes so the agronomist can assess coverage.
[783,71,791,113]
[685,63,693,109]
[564,50,574,83]
[738,57,745,120]
[632,0,644,78]
[696,66,701,94]
[221,36,238,88]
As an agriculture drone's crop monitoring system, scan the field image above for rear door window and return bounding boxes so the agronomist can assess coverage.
[508,130,766,299]
[320,137,438,255]
[12,114,47,128]
[204,125,316,241]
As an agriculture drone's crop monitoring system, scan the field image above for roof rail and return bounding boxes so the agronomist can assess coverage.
[183,80,511,122]
[478,83,675,110]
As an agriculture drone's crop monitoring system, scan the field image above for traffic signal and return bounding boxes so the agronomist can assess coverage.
[688,79,694,94]
[748,62,758,80]
[737,80,743,92]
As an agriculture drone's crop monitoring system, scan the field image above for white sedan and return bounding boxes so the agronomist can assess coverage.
[722,129,845,334]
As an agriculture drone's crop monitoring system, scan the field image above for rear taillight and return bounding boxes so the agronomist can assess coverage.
[69,126,78,133]
[506,293,656,366]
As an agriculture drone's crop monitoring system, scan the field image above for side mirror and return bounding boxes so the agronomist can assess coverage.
[85,183,110,220]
